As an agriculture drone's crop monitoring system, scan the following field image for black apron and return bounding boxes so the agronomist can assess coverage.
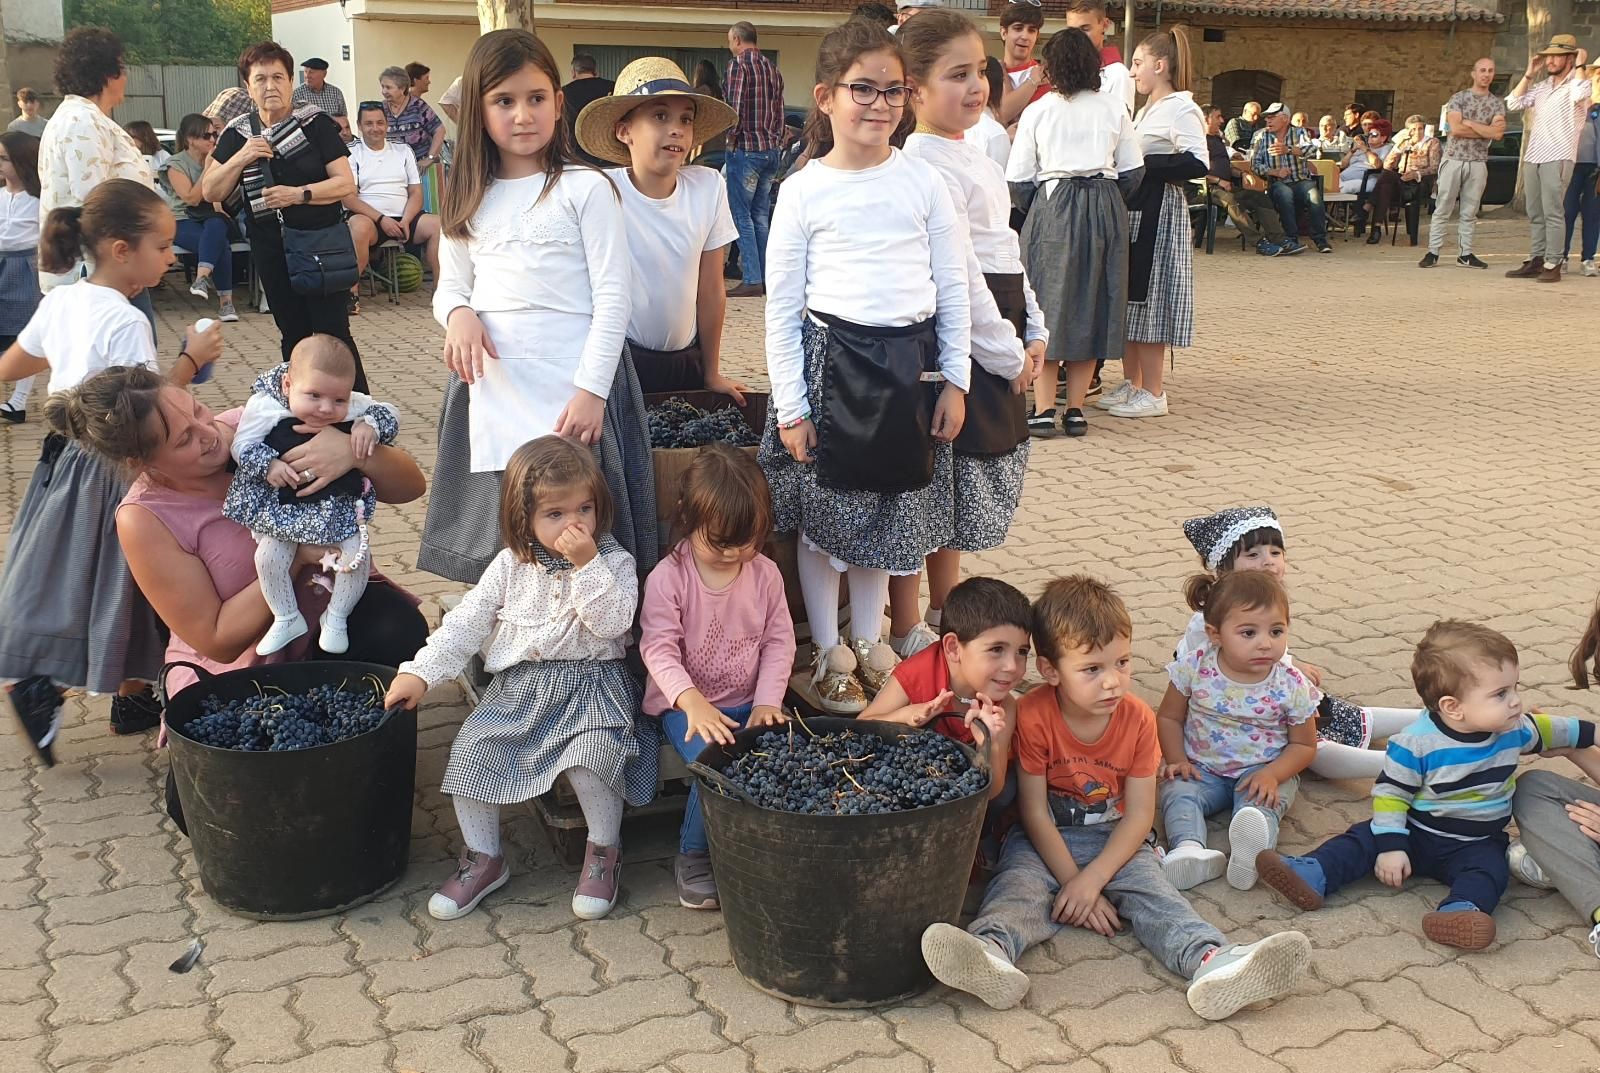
[811,311,938,495]
[629,339,706,396]
[954,274,1030,457]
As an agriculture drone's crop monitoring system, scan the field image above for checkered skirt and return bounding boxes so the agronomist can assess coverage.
[440,658,659,807]
[1124,184,1194,348]
[0,249,40,336]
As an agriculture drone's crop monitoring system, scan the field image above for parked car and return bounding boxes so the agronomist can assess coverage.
[1482,127,1522,207]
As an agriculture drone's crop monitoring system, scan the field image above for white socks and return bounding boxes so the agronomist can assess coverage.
[6,375,32,411]
[565,765,624,847]
[454,795,502,857]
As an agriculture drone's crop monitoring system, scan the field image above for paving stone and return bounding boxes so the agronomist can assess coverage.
[227,1042,393,1073]
[48,1005,212,1065]
[744,1018,903,1073]
[0,965,44,1004]
[1349,977,1500,1057]
[1232,988,1378,1054]
[104,834,181,889]
[44,951,130,1026]
[1089,1040,1182,1073]
[1456,1032,1600,1073]
[1308,931,1445,988]
[660,928,733,972]
[54,1040,223,1073]
[1162,1025,1294,1073]
[47,911,191,958]
[382,973,531,1032]
[34,811,166,848]
[199,917,344,962]
[505,928,602,997]
[686,964,796,1043]
[0,906,46,969]
[340,896,423,963]
[883,1003,1007,1073]
[641,904,726,940]
[206,943,352,996]
[1024,952,1153,1013]
[472,1011,571,1071]
[393,1024,492,1073]
[1397,961,1547,1042]
[1457,933,1595,989]
[293,973,385,1049]
[0,997,49,1041]
[0,1037,49,1073]
[570,1011,727,1073]
[367,944,515,997]
[1062,988,1206,1052]
[1275,1026,1436,1073]
[823,1056,928,1073]
[670,1049,755,1073]
[36,845,109,899]
[953,1004,1079,1068]
[122,940,206,1013]
[216,988,304,1067]
[578,917,673,983]
[545,974,699,1040]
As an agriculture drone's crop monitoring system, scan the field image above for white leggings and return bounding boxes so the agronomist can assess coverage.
[452,766,624,858]
[254,533,368,625]
[1308,707,1420,780]
[796,538,890,650]
[6,375,32,410]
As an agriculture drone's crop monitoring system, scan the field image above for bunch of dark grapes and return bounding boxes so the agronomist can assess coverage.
[180,680,391,752]
[646,396,758,449]
[716,727,986,815]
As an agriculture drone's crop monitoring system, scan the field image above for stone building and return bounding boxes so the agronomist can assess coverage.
[1494,0,1600,82]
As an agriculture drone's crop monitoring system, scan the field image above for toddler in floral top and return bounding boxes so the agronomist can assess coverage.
[1157,570,1320,892]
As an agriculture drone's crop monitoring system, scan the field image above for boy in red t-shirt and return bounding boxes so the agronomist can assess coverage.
[921,575,1313,1020]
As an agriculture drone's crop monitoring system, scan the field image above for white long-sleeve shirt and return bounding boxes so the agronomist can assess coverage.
[763,149,972,424]
[1007,90,1144,183]
[1134,90,1209,167]
[905,132,1045,379]
[433,169,631,471]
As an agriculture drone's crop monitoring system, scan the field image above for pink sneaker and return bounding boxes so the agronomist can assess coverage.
[572,840,621,919]
[427,851,508,920]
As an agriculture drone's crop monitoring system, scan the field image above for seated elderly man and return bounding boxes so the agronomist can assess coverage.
[1201,103,1287,255]
[1311,115,1353,159]
[342,101,440,314]
[1250,102,1330,254]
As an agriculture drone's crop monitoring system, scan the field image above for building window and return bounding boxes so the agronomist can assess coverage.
[1355,89,1395,121]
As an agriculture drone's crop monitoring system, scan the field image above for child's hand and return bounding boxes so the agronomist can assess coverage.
[443,307,498,384]
[1016,340,1046,394]
[1296,660,1325,688]
[1237,769,1282,809]
[704,371,748,406]
[748,705,788,729]
[931,387,965,443]
[1374,849,1411,888]
[384,672,428,710]
[1078,895,1121,937]
[1566,800,1600,844]
[553,524,597,567]
[904,689,957,727]
[554,388,606,447]
[350,420,377,460]
[779,418,816,463]
[684,698,741,747]
[964,693,1011,740]
[266,459,301,489]
[1051,871,1106,926]
[1162,759,1201,782]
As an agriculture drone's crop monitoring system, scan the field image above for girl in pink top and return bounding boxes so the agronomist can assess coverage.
[640,444,797,911]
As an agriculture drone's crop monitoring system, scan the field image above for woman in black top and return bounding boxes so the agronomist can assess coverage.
[203,41,364,389]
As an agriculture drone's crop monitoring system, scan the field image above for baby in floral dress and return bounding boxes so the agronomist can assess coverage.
[1154,570,1321,892]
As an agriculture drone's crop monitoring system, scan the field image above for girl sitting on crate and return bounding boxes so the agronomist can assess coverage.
[640,444,797,912]
[386,436,658,922]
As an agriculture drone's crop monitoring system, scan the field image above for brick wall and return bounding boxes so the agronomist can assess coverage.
[1493,0,1600,75]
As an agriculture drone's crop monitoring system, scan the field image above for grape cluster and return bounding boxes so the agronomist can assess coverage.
[647,397,759,449]
[178,680,391,752]
[715,726,986,816]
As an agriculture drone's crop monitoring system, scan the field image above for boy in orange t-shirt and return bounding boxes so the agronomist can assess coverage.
[921,575,1313,1020]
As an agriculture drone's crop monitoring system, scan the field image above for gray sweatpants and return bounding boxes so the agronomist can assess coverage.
[1525,159,1576,264]
[1427,158,1487,256]
[1512,769,1600,923]
[967,822,1223,978]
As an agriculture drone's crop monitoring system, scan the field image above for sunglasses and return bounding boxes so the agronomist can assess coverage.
[360,100,384,110]
[193,131,217,141]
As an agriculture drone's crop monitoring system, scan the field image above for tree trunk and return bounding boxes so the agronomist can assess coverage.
[478,0,535,32]
[1512,0,1573,211]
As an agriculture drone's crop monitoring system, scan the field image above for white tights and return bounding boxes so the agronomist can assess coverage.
[796,538,889,650]
[6,375,32,410]
[452,765,624,858]
[1308,706,1420,780]
[254,534,368,626]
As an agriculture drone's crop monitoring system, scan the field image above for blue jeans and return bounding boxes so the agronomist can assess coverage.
[1563,161,1600,262]
[1302,821,1509,913]
[725,149,780,284]
[967,823,1223,977]
[661,703,753,853]
[1266,178,1327,244]
[1159,763,1299,848]
[177,216,233,288]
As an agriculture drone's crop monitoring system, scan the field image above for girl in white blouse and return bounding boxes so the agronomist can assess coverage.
[387,437,656,923]
[418,29,655,585]
[759,18,971,714]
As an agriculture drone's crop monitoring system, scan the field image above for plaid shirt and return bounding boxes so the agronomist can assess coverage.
[1250,126,1316,183]
[724,48,785,152]
[291,82,348,118]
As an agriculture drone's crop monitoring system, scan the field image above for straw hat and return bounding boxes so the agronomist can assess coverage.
[575,58,738,167]
[1536,34,1581,56]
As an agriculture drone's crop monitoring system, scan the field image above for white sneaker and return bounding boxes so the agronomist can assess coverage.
[1161,841,1225,890]
[318,611,350,655]
[1226,807,1274,890]
[189,275,213,299]
[921,923,1030,1009]
[894,621,941,659]
[218,298,239,323]
[256,613,307,656]
[1107,388,1169,419]
[1186,931,1311,1021]
[1093,379,1136,410]
[1506,840,1554,889]
[1588,921,1600,960]
[1584,260,1598,277]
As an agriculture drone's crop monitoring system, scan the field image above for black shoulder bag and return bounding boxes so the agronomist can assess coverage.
[251,114,359,296]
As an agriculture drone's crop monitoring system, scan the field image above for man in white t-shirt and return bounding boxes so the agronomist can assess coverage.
[439,76,462,125]
[342,102,440,309]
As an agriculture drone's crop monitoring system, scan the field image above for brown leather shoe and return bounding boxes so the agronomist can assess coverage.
[1504,258,1542,278]
[726,282,766,298]
[1537,263,1562,283]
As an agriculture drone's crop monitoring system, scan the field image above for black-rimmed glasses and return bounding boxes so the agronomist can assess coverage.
[835,82,909,107]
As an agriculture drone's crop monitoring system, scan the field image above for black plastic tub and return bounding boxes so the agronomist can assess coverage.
[162,660,416,920]
[693,717,989,1006]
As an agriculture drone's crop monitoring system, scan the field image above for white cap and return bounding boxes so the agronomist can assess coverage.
[1261,102,1289,118]
[897,0,943,8]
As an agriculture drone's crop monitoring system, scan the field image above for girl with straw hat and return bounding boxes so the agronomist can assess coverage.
[576,58,748,400]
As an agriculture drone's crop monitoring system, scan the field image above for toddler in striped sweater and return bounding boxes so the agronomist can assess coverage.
[1251,619,1594,950]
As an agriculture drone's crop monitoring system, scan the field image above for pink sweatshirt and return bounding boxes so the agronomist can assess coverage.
[639,543,797,716]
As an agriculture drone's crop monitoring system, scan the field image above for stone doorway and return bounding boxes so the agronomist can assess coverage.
[1211,69,1284,117]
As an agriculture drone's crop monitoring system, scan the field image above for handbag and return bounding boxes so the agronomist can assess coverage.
[250,114,359,296]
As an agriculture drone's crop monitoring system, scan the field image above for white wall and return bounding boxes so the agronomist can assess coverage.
[271,4,360,108]
[4,0,62,44]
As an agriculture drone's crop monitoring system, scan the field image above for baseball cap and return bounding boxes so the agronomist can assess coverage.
[1261,102,1288,118]
[302,57,330,71]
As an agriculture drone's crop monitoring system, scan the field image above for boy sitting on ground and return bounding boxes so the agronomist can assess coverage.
[920,574,1312,1019]
[1255,619,1595,950]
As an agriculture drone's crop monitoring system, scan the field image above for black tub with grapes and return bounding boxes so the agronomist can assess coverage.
[693,716,990,1006]
[161,660,416,920]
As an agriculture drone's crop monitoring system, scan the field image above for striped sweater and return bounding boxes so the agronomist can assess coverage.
[1371,711,1595,852]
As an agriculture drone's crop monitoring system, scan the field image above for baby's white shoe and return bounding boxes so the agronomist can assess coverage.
[319,611,350,655]
[257,613,307,656]
[1162,841,1226,890]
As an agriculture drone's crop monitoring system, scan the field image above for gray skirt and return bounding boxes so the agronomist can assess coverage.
[0,438,165,692]
[1125,183,1195,347]
[950,440,1030,553]
[0,248,39,337]
[416,350,659,583]
[440,658,658,808]
[1022,177,1128,364]
[758,318,953,574]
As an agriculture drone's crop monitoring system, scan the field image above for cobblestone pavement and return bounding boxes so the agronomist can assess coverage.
[3,214,1599,1072]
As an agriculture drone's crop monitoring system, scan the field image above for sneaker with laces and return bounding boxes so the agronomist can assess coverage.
[1161,841,1225,890]
[1507,840,1554,889]
[110,688,162,735]
[1255,238,1282,256]
[921,922,1030,1009]
[811,644,868,715]
[218,298,239,323]
[675,851,719,910]
[1107,388,1169,419]
[852,637,900,698]
[1186,931,1311,1020]
[7,675,63,767]
[1278,239,1307,256]
[1315,240,1333,254]
[1457,253,1489,269]
[894,621,941,659]
[572,840,622,919]
[1585,259,1599,277]
[1418,252,1439,268]
[428,851,508,920]
[189,275,214,300]
[1093,379,1136,410]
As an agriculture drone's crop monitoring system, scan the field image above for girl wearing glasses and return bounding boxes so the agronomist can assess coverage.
[760,18,971,714]
[159,113,238,323]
